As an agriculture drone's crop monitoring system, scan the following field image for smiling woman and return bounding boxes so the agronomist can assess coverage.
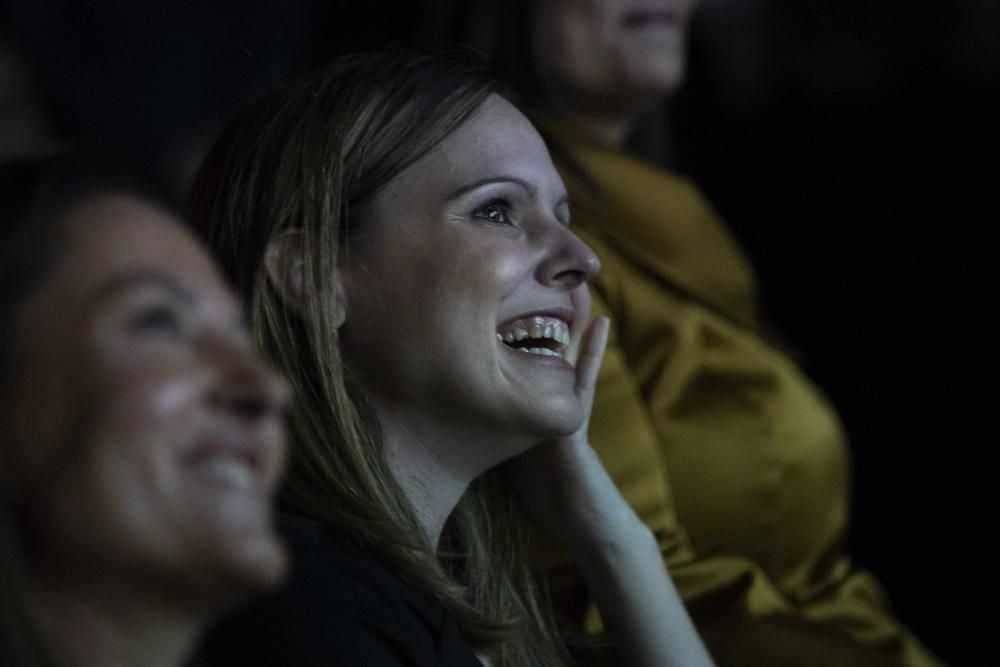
[0,155,290,667]
[336,94,600,477]
[189,49,713,666]
[442,1,945,665]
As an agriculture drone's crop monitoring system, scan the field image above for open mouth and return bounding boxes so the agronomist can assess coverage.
[623,9,679,29]
[496,315,570,358]
[201,457,257,490]
[185,439,263,492]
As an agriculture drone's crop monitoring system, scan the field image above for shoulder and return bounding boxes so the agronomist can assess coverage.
[277,514,415,614]
[199,515,478,667]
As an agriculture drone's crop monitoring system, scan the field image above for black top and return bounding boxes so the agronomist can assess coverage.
[200,514,483,667]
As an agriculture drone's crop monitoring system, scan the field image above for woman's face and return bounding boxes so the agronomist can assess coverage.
[534,0,696,105]
[339,95,599,466]
[5,195,290,603]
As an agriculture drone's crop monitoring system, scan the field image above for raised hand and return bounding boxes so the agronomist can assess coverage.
[505,315,715,666]
[503,316,643,549]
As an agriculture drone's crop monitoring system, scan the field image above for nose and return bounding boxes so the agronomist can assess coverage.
[536,224,601,290]
[211,340,291,424]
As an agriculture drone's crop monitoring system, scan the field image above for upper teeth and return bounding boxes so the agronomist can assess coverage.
[496,316,570,356]
[203,458,255,490]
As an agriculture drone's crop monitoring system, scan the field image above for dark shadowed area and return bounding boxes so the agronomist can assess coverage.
[671,3,996,664]
[3,1,994,663]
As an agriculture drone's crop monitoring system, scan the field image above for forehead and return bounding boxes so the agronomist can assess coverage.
[382,94,564,200]
[51,194,227,306]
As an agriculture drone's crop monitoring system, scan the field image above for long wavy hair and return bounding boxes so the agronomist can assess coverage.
[187,49,571,665]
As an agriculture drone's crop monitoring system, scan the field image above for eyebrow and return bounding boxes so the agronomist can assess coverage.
[89,270,197,310]
[446,176,535,201]
[445,176,571,215]
[86,269,250,334]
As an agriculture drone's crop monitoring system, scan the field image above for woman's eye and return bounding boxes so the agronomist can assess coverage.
[473,200,514,225]
[130,306,182,339]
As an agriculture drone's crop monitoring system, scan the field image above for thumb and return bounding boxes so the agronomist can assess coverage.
[574,316,610,404]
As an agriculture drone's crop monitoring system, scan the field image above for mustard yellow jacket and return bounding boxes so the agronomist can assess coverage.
[548,126,941,667]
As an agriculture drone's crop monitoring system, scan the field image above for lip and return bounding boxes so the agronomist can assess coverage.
[184,437,260,467]
[622,8,680,28]
[499,340,576,372]
[182,433,276,493]
[497,305,576,330]
[496,305,577,372]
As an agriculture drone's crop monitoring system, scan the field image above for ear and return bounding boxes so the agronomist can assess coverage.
[264,230,347,329]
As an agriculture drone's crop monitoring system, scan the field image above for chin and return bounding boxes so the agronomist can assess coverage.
[627,51,687,96]
[643,65,686,96]
[524,395,585,440]
[225,532,289,590]
[188,529,290,609]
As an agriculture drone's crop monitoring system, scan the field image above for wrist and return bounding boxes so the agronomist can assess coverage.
[567,513,655,563]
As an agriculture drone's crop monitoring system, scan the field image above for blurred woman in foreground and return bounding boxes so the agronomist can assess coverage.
[0,155,290,666]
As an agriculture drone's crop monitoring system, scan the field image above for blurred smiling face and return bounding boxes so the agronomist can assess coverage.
[339,95,600,467]
[6,195,290,604]
[535,0,697,104]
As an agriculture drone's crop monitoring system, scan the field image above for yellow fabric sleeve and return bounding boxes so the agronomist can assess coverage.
[539,125,943,665]
[582,267,941,667]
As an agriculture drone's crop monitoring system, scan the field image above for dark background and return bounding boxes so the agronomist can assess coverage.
[3,1,995,663]
[673,5,995,664]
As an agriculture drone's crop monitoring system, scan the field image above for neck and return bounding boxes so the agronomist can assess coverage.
[377,406,495,547]
[29,573,206,667]
[540,76,675,150]
[561,109,635,149]
[545,86,657,150]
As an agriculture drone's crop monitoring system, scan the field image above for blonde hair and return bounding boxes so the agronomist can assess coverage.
[188,50,570,666]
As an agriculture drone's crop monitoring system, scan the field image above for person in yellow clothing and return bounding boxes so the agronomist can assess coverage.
[442,0,945,664]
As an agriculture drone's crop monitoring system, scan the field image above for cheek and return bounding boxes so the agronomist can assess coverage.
[85,372,201,494]
[89,357,206,438]
[73,360,209,509]
[137,377,203,423]
[377,235,525,311]
[550,8,613,80]
[24,405,165,562]
[467,248,526,298]
[570,285,593,350]
[5,343,80,478]
[42,372,203,546]
[574,284,592,322]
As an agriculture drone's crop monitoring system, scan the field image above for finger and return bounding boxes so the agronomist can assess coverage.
[575,316,610,401]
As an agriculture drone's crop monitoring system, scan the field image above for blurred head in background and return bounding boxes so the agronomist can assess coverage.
[0,154,290,667]
[534,0,695,117]
[442,0,697,148]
